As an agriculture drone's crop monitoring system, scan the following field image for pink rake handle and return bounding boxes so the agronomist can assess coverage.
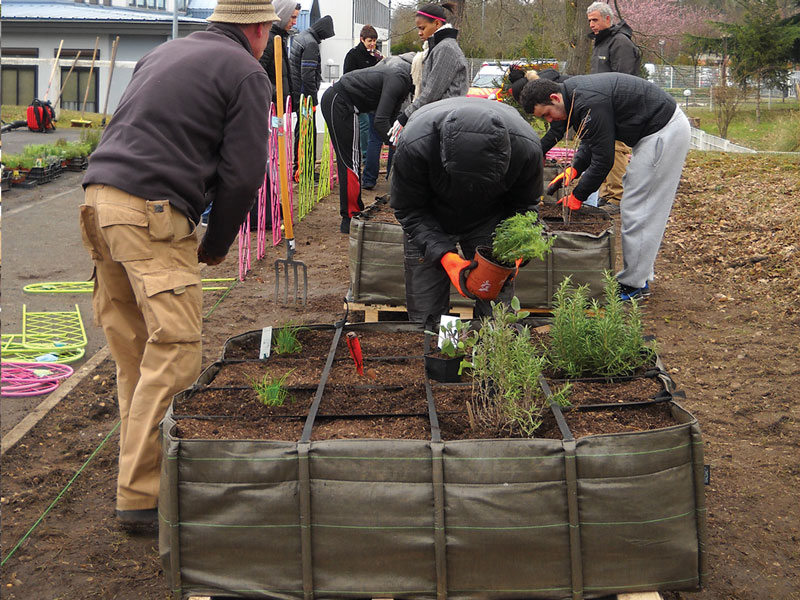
[269,101,283,246]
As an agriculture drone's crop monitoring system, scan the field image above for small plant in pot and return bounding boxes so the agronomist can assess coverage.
[464,210,555,301]
[424,318,475,382]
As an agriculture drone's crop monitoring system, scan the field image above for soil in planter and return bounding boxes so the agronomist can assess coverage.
[317,384,427,416]
[538,202,611,235]
[326,357,425,386]
[311,415,430,440]
[210,358,326,388]
[172,387,315,418]
[224,328,334,361]
[361,198,399,224]
[556,376,665,408]
[563,403,678,437]
[433,384,562,440]
[175,417,305,441]
[333,331,426,359]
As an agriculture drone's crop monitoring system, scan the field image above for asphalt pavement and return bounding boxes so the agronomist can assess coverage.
[1,159,106,437]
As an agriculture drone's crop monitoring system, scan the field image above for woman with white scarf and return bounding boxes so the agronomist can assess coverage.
[388,2,468,142]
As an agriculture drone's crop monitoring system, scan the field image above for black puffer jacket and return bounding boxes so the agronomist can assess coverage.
[343,41,380,74]
[289,15,335,108]
[561,73,677,201]
[390,97,543,262]
[332,53,414,141]
[590,21,640,75]
[259,23,292,104]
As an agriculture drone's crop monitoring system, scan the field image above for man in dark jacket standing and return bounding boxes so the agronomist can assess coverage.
[321,53,414,233]
[79,0,275,530]
[289,14,335,110]
[343,25,383,190]
[520,73,690,302]
[390,97,543,328]
[587,1,641,213]
[259,0,299,104]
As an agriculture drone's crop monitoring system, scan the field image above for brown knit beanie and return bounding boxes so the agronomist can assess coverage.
[208,0,277,24]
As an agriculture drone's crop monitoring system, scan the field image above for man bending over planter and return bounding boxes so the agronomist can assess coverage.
[390,97,543,329]
[321,53,415,234]
[79,0,275,530]
[519,73,691,301]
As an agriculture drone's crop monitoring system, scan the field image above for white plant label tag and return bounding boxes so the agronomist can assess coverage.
[437,315,459,350]
[259,326,273,360]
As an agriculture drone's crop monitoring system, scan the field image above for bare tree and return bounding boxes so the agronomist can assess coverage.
[565,0,593,74]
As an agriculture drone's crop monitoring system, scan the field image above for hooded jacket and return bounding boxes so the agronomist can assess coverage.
[289,15,335,107]
[398,26,468,126]
[343,41,381,74]
[560,73,676,201]
[259,23,292,104]
[83,23,270,258]
[331,54,414,141]
[590,21,641,76]
[390,97,543,262]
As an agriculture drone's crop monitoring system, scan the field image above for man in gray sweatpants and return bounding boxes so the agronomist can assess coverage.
[520,73,690,301]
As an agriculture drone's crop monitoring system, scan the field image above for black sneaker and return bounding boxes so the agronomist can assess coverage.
[362,182,376,190]
[618,281,650,302]
[340,217,351,234]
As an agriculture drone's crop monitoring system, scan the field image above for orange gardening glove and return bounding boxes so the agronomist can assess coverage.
[557,192,582,211]
[546,166,579,195]
[440,252,474,298]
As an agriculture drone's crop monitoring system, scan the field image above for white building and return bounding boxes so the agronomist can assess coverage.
[0,0,391,115]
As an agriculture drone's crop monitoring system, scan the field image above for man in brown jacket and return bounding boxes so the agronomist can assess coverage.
[79,0,276,530]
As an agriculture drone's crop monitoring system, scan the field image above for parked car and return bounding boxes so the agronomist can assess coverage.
[467,64,508,100]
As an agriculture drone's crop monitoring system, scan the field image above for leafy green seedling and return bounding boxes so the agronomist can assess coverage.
[491,211,555,266]
[251,370,293,407]
[272,323,306,355]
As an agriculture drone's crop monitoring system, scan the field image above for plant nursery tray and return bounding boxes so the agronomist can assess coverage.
[160,322,705,600]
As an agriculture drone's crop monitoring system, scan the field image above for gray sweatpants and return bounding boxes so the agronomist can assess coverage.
[617,106,691,289]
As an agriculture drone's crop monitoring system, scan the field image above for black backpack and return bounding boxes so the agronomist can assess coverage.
[26,99,56,132]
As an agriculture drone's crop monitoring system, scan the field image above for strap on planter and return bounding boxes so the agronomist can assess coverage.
[297,442,314,599]
[430,441,447,600]
[562,439,584,600]
[300,323,343,443]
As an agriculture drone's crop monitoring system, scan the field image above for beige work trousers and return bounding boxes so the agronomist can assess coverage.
[80,184,202,510]
[599,140,630,204]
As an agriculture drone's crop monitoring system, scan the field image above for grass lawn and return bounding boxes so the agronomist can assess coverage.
[2,105,107,129]
[687,101,800,152]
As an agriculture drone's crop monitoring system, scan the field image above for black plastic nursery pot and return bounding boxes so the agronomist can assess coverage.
[347,197,615,309]
[160,323,705,600]
[424,353,464,383]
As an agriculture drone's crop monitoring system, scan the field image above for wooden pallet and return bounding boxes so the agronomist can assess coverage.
[346,301,553,323]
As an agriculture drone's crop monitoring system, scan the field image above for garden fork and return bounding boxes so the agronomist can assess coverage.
[272,40,308,305]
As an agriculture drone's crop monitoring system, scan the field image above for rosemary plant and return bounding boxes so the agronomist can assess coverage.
[548,272,656,378]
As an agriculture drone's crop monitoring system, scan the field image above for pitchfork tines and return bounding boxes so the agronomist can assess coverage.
[274,239,308,305]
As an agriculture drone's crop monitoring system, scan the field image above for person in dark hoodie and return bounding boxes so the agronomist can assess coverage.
[79,0,275,531]
[321,53,415,233]
[288,14,334,174]
[519,73,690,302]
[509,66,569,157]
[587,1,641,213]
[390,97,543,328]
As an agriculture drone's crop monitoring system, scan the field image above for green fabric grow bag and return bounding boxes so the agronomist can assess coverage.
[347,198,614,308]
[160,325,705,600]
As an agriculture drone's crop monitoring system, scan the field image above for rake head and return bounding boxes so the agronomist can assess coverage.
[274,245,308,306]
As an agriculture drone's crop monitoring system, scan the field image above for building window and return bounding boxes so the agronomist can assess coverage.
[59,49,100,112]
[1,48,39,106]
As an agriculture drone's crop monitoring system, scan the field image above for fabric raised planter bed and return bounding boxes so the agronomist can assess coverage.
[160,323,705,600]
[347,197,615,309]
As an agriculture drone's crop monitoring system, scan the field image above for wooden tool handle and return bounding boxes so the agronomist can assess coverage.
[274,40,294,241]
[79,37,100,117]
[53,51,82,108]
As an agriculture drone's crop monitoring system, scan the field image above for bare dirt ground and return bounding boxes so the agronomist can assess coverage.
[1,152,799,599]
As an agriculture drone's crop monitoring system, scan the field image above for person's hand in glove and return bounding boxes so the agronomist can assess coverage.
[440,252,475,298]
[557,193,582,211]
[388,120,403,144]
[546,166,579,195]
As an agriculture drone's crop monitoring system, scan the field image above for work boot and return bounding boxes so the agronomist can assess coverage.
[116,508,158,533]
[598,198,620,215]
